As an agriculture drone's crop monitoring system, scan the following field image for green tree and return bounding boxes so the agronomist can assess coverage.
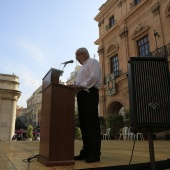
[107,114,124,138]
[124,109,130,127]
[27,125,33,139]
[15,117,27,130]
[74,112,80,127]
[75,127,82,139]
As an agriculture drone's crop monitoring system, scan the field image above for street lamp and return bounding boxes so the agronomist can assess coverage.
[154,30,159,50]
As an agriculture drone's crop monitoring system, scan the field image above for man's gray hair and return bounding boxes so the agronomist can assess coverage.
[76,47,90,58]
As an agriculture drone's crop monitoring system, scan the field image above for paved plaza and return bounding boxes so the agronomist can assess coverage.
[0,140,170,170]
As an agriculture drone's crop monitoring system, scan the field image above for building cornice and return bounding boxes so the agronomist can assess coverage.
[0,79,20,85]
[94,0,152,45]
[0,88,21,96]
[0,73,19,79]
[94,0,117,21]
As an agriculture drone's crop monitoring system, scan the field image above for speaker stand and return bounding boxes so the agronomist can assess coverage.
[148,129,156,170]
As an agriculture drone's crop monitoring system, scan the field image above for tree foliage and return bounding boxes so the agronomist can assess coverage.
[107,114,124,137]
[27,125,33,139]
[15,117,27,130]
[124,109,130,127]
[74,113,80,127]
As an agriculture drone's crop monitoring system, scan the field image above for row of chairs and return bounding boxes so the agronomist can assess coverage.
[102,127,144,141]
[119,127,144,141]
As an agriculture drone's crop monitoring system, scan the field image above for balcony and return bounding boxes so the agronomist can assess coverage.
[114,70,122,79]
[106,19,116,31]
[104,43,170,83]
[146,43,170,58]
[104,70,122,85]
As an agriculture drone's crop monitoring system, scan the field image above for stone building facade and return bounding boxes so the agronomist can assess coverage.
[66,65,82,113]
[19,80,65,129]
[24,85,42,128]
[0,74,21,140]
[94,0,170,118]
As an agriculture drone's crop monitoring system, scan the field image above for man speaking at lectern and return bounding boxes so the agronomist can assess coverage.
[69,47,101,163]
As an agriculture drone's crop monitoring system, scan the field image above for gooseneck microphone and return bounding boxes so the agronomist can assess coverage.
[61,60,74,65]
[61,60,74,71]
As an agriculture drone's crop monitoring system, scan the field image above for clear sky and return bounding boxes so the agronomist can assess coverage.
[0,0,106,107]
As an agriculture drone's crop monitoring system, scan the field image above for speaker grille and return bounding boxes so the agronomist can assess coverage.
[128,57,170,128]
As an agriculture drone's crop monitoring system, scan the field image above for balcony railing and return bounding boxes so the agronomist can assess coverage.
[106,19,116,31]
[104,70,122,84]
[146,43,170,58]
[104,43,170,83]
[114,70,122,79]
[106,24,111,30]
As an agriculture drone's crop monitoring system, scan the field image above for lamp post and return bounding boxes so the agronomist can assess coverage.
[154,30,159,50]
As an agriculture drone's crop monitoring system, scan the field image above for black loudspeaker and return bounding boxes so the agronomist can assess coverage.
[128,57,170,128]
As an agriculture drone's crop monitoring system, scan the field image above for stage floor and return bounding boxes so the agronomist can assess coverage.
[0,140,170,170]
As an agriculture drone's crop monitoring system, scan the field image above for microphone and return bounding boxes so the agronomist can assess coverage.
[62,60,74,64]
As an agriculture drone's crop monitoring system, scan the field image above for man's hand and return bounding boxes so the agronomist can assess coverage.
[67,85,84,93]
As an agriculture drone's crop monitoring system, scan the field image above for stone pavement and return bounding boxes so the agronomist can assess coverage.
[0,140,170,170]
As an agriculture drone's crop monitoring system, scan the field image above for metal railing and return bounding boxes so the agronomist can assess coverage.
[114,70,122,79]
[106,19,116,31]
[146,43,170,58]
[104,70,122,84]
[105,43,170,82]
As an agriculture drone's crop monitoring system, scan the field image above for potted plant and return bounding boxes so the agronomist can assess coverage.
[27,125,33,141]
[75,127,82,140]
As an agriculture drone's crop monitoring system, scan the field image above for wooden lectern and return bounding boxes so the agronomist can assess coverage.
[38,68,75,166]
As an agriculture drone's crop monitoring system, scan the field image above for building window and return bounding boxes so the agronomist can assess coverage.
[110,55,119,78]
[135,0,141,5]
[137,35,150,57]
[106,16,115,30]
[110,16,115,27]
[131,0,141,8]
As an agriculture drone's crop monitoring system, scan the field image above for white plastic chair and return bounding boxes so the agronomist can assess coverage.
[136,133,144,140]
[119,127,128,140]
[119,129,124,140]
[103,128,111,140]
[127,127,135,141]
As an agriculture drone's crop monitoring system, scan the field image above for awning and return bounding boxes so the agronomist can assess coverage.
[15,130,26,134]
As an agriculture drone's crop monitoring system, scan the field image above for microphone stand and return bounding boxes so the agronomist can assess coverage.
[59,60,74,75]
[61,63,67,71]
[58,64,66,76]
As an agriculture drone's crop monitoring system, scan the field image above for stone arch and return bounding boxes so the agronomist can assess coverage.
[107,100,124,115]
[165,1,170,17]
[106,42,119,55]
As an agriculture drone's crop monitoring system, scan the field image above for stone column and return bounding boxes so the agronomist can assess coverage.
[0,74,21,141]
[98,45,107,118]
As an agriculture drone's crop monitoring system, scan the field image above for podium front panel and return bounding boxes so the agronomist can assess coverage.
[38,84,75,166]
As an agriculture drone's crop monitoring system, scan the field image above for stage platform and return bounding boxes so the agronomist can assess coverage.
[0,140,170,170]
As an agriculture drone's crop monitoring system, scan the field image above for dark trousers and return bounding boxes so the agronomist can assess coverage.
[77,87,101,157]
